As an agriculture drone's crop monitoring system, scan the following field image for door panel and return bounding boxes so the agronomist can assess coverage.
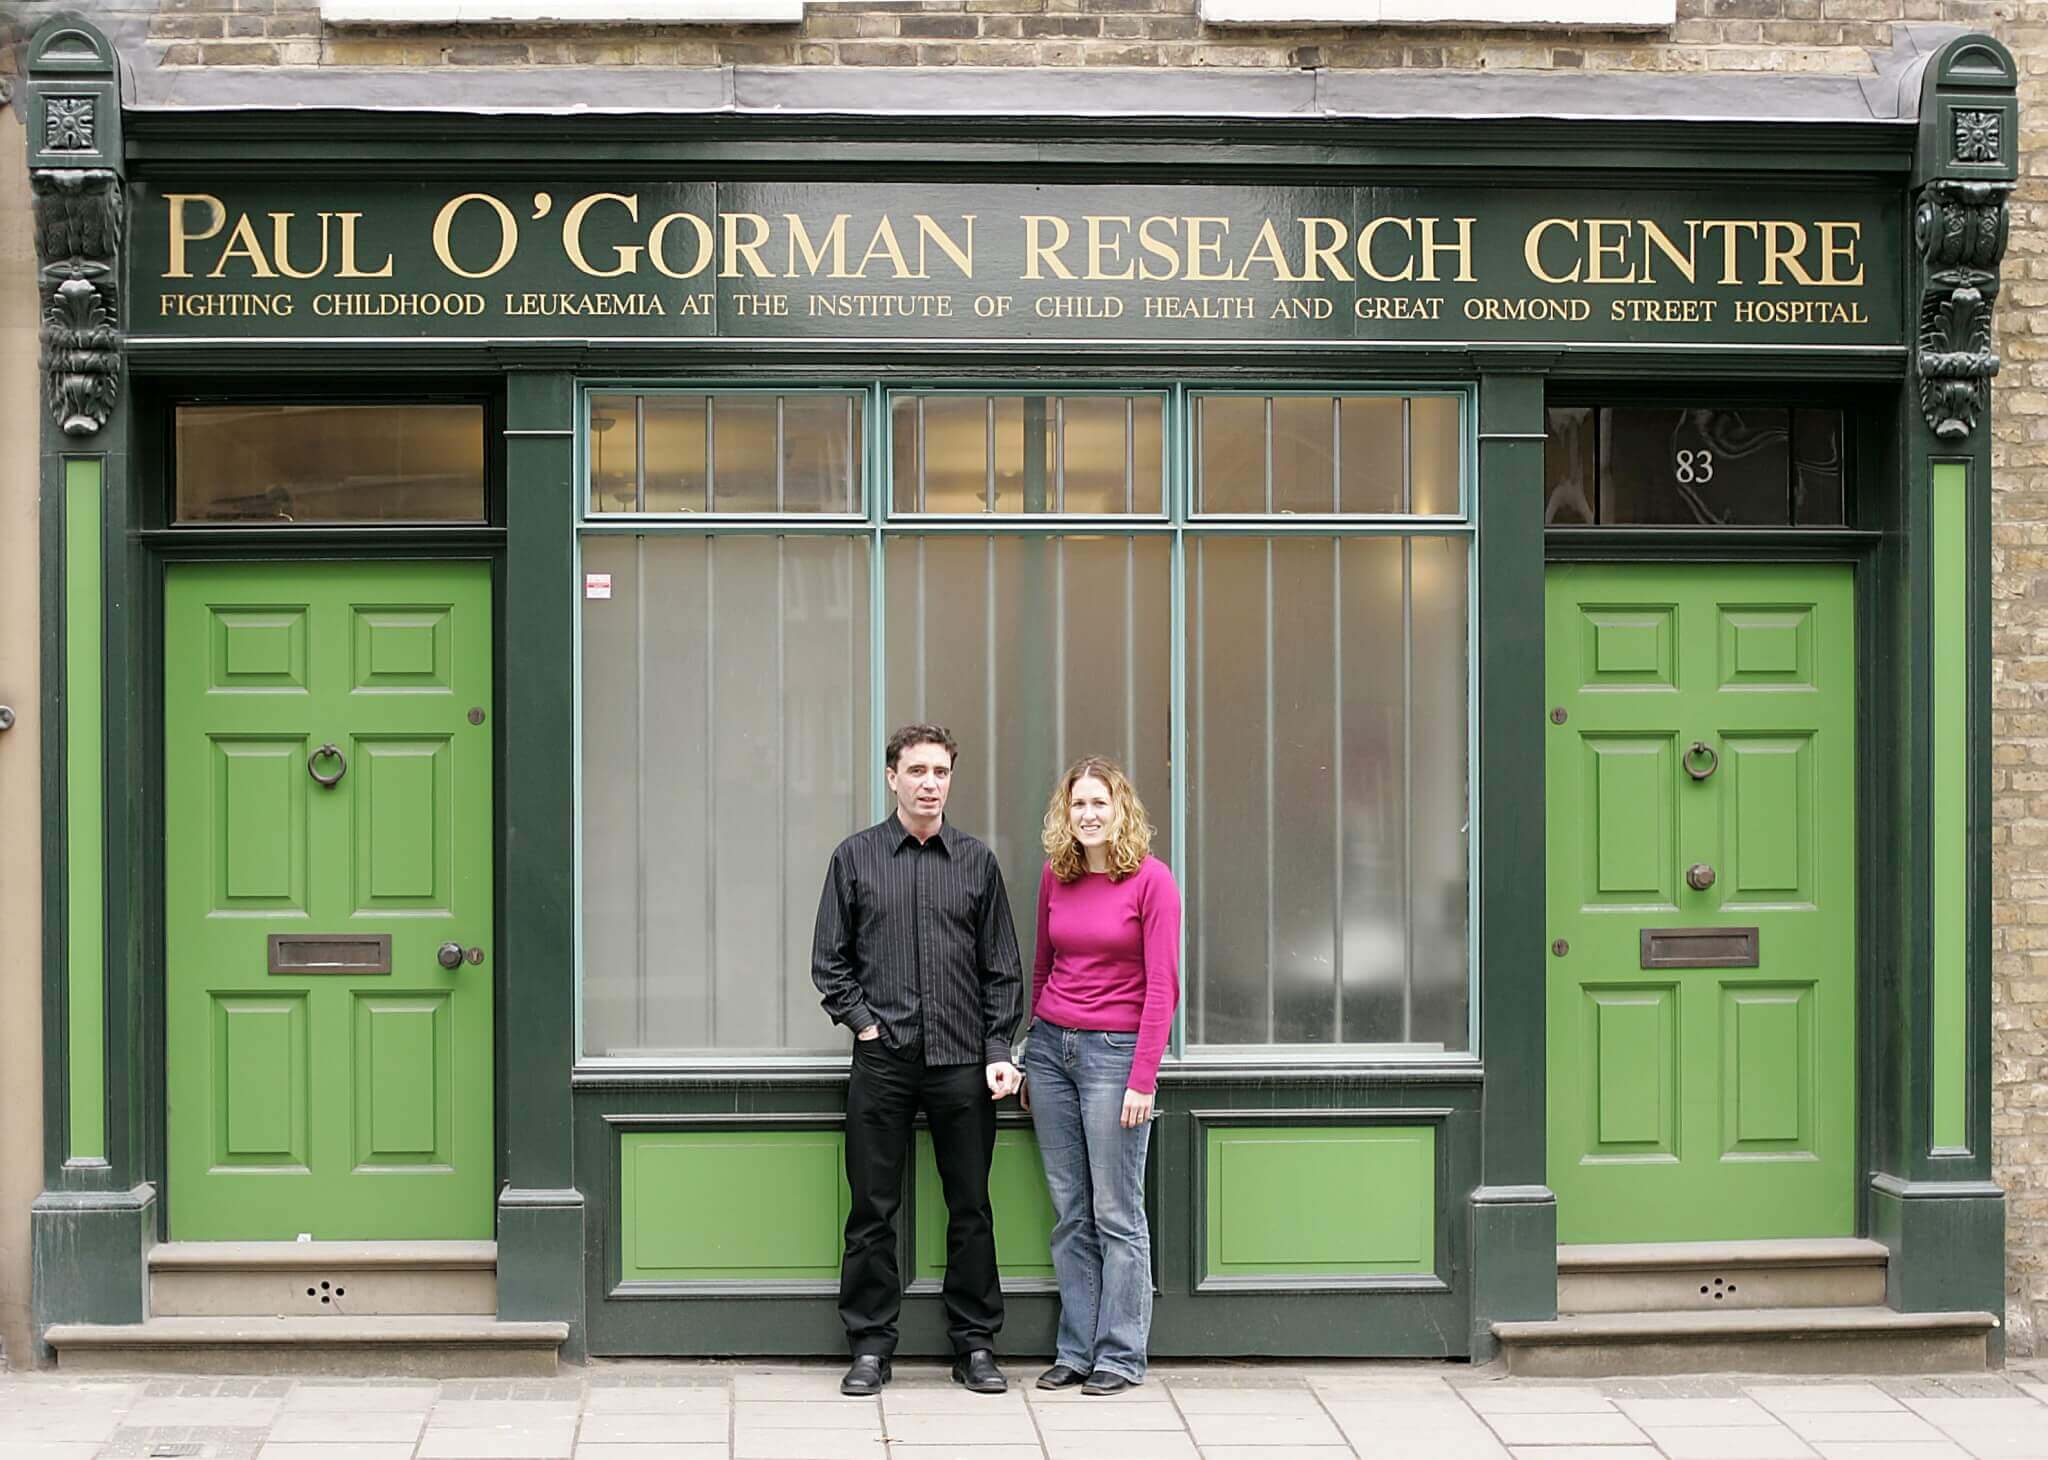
[1545,563,1854,1243]
[166,561,493,1239]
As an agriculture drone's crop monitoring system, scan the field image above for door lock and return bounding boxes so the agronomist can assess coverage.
[1686,862,1717,892]
[437,942,465,969]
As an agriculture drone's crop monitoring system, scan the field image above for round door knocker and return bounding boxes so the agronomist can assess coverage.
[1683,740,1719,782]
[308,743,347,788]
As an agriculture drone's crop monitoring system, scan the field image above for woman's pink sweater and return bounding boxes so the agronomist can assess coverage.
[1030,856,1182,1094]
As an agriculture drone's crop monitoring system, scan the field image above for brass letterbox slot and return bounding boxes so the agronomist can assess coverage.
[1639,926,1759,970]
[268,933,393,975]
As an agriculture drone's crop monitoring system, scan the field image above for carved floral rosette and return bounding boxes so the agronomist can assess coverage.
[32,168,123,438]
[1914,177,2013,443]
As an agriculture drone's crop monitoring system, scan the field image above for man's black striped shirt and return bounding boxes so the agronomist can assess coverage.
[811,816,1024,1066]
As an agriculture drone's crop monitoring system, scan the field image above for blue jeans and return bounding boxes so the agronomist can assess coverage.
[1024,1017,1153,1381]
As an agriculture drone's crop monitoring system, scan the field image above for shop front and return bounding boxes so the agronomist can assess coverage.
[21,16,2017,1368]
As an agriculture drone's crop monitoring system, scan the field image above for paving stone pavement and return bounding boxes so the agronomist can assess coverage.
[7,1365,2048,1460]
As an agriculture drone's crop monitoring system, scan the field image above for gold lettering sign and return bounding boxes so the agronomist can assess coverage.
[134,182,1894,347]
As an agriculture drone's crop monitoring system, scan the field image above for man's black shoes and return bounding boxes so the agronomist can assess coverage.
[952,1349,1008,1393]
[841,1354,891,1396]
[1082,1369,1136,1396]
[1036,1364,1088,1390]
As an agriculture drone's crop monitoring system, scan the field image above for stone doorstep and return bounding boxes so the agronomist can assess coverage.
[42,1315,569,1379]
[148,1242,500,1271]
[148,1241,499,1319]
[1556,1239,1892,1316]
[1492,1305,1998,1379]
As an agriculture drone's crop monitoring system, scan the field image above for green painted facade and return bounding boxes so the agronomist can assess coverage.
[619,1130,850,1283]
[19,14,2019,1364]
[1933,461,1970,1152]
[915,1128,1058,1285]
[63,459,105,1165]
[1203,1125,1436,1280]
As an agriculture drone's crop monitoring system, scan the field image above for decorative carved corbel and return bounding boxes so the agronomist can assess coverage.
[32,168,123,438]
[1914,177,2013,443]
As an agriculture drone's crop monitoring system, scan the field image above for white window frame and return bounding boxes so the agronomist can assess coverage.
[1200,0,1672,27]
[320,0,803,26]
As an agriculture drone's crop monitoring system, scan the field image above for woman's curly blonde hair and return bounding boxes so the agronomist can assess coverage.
[1042,756,1154,883]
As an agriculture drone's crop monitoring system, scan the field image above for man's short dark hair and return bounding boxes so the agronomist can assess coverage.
[887,723,959,770]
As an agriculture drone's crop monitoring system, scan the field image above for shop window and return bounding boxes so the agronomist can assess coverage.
[1544,405,1847,527]
[579,385,1472,1062]
[1186,391,1469,1055]
[588,391,864,515]
[889,393,1166,515]
[174,403,485,524]
[581,532,871,1058]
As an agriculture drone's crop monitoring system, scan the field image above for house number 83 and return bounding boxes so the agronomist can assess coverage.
[1675,448,1714,484]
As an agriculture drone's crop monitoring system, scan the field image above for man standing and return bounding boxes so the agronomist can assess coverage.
[813,724,1025,1397]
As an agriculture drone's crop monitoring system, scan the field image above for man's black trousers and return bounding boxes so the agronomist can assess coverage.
[840,1041,1002,1358]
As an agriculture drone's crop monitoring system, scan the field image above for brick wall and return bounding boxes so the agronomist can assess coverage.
[8,0,2048,1350]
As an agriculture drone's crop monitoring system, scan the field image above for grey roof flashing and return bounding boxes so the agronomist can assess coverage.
[118,20,1969,126]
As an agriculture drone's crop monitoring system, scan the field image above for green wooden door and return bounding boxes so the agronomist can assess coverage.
[165,561,494,1240]
[1545,563,1855,1244]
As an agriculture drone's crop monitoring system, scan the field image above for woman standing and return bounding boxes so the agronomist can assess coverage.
[1020,757,1181,1395]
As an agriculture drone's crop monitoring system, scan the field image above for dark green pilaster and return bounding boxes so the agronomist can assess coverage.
[24,14,153,1358]
[497,366,587,1360]
[1467,360,1556,1361]
[1866,33,2014,1356]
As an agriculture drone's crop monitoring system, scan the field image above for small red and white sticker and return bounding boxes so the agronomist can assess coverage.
[584,572,613,600]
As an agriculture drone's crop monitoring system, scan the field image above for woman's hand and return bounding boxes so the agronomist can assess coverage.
[1121,1088,1154,1129]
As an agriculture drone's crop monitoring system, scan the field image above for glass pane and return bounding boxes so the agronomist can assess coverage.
[883,534,1172,984]
[1410,395,1462,515]
[176,403,486,524]
[911,395,993,513]
[1599,408,1791,525]
[1544,406,1597,525]
[1793,409,1847,526]
[1132,398,1165,515]
[711,396,779,512]
[1189,534,1469,1052]
[589,395,641,514]
[1271,396,1338,514]
[1196,395,1266,512]
[992,396,1057,513]
[1061,396,1158,514]
[643,395,706,513]
[1407,535,1470,1050]
[580,533,872,1057]
[1338,397,1405,514]
[780,395,863,514]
